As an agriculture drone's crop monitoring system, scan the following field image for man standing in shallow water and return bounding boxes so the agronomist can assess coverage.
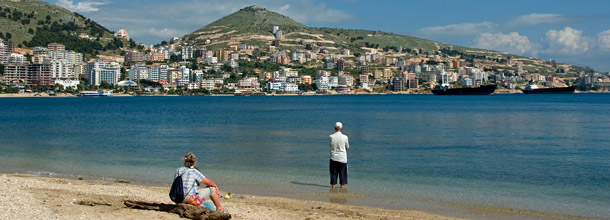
[329,122,349,190]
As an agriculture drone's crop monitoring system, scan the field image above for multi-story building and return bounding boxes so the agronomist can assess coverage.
[94,63,121,86]
[147,52,165,62]
[181,46,194,60]
[392,78,405,92]
[179,66,190,81]
[214,49,228,62]
[407,72,418,89]
[3,64,29,84]
[48,43,65,52]
[284,83,298,92]
[338,74,354,87]
[237,77,259,90]
[359,73,369,85]
[167,69,182,85]
[265,81,283,92]
[201,79,216,91]
[337,59,344,71]
[85,61,107,83]
[329,76,339,88]
[32,54,49,64]
[129,65,149,81]
[279,67,298,78]
[28,63,54,85]
[158,65,169,83]
[0,39,6,64]
[314,76,330,92]
[46,60,74,80]
[114,29,129,40]
[8,53,27,64]
[125,51,145,63]
[301,75,312,85]
[33,46,48,55]
[148,66,161,81]
[86,62,121,85]
[373,70,383,80]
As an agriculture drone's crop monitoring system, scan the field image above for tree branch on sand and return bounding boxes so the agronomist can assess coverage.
[123,200,231,220]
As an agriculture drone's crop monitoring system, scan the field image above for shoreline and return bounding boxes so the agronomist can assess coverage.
[0,172,597,220]
[1,89,610,98]
[0,173,466,220]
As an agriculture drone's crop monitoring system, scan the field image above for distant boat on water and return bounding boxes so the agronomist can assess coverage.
[432,84,497,95]
[77,90,113,96]
[522,84,575,94]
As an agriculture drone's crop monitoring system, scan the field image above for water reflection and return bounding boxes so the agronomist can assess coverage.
[329,188,348,204]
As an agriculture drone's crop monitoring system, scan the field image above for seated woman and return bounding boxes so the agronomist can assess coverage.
[174,152,224,212]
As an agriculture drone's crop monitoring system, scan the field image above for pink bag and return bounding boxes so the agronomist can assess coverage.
[185,194,205,206]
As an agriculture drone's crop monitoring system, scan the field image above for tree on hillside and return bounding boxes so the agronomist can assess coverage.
[221,64,233,72]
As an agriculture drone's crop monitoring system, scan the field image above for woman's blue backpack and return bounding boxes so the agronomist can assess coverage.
[169,171,185,203]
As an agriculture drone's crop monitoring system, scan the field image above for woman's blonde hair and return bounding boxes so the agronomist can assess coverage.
[183,152,197,168]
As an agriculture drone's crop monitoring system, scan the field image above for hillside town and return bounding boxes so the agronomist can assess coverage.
[1,25,610,95]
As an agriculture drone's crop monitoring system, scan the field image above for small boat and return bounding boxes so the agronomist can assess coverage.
[522,84,575,94]
[77,90,113,96]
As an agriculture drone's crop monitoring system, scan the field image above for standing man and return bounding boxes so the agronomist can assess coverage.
[329,122,349,190]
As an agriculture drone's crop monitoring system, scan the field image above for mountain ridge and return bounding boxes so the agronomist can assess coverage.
[177,6,588,75]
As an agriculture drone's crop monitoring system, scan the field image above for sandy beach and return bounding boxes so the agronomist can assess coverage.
[0,173,463,220]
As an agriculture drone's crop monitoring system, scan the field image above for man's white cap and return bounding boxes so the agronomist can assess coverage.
[335,122,343,129]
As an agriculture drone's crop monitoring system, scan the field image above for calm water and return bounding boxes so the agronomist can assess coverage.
[1,94,609,218]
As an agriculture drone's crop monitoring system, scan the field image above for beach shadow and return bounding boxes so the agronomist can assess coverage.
[289,181,328,188]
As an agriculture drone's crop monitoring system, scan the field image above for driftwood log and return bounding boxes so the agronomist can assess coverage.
[123,200,231,220]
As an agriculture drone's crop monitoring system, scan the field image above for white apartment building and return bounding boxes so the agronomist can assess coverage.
[284,83,298,92]
[338,75,354,87]
[129,65,149,81]
[280,67,299,78]
[87,62,121,85]
[314,76,330,91]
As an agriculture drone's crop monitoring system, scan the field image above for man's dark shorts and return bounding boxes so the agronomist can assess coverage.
[329,159,348,185]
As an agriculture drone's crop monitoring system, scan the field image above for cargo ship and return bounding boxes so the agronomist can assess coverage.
[431,69,496,95]
[432,84,497,95]
[522,85,575,94]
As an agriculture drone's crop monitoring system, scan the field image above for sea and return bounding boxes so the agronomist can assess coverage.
[0,94,609,219]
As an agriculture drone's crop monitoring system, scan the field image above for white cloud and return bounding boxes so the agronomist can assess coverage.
[419,13,572,37]
[543,27,593,54]
[597,30,610,51]
[145,28,185,39]
[277,4,290,13]
[474,32,538,55]
[419,22,498,36]
[56,0,104,12]
[505,14,567,28]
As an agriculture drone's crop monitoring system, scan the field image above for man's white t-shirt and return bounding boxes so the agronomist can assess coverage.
[329,131,349,163]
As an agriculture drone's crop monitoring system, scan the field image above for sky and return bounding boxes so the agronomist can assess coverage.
[46,0,610,72]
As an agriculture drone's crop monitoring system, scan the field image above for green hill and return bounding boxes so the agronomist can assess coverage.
[0,0,134,57]
[194,6,307,36]
[182,6,469,53]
